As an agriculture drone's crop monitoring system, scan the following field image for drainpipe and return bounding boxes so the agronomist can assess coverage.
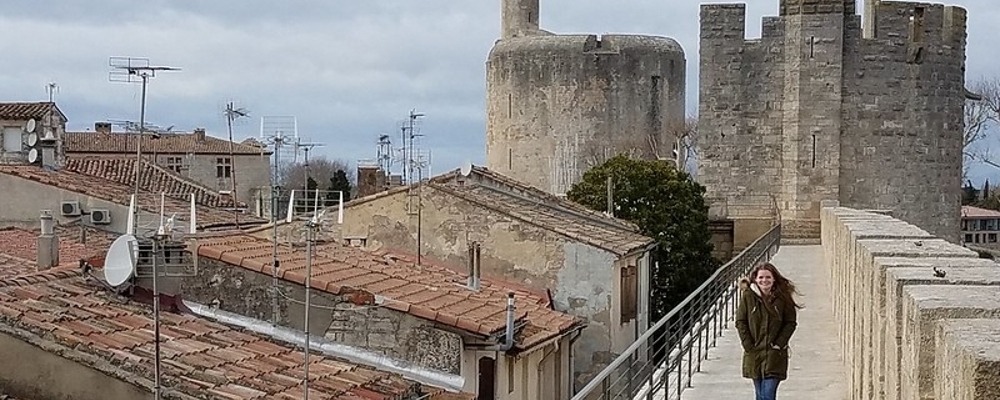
[467,241,481,290]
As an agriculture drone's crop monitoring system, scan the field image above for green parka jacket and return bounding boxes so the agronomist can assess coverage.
[735,277,797,380]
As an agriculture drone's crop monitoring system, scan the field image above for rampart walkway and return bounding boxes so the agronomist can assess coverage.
[680,245,848,400]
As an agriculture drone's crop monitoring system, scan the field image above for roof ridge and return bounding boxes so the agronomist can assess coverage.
[428,183,652,255]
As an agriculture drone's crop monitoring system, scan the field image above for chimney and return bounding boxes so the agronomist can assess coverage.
[95,122,112,134]
[37,211,59,270]
[467,242,481,290]
[194,128,206,142]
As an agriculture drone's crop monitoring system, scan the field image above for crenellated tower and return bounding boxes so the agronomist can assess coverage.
[699,0,968,243]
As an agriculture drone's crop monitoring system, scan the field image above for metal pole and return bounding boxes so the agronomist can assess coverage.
[134,74,148,234]
[226,102,241,228]
[152,236,161,400]
[271,132,282,325]
[303,220,312,400]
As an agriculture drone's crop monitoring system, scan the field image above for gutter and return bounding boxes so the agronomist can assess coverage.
[183,300,465,393]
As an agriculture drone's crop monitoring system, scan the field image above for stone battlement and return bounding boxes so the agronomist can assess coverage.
[822,204,1000,400]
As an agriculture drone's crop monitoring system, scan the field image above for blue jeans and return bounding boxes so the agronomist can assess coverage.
[752,378,780,400]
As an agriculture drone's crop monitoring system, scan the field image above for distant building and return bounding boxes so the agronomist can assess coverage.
[64,123,272,215]
[961,205,1000,247]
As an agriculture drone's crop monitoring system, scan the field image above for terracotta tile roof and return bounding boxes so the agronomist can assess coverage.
[0,227,111,280]
[347,165,654,256]
[0,166,265,230]
[0,273,463,399]
[65,158,240,208]
[962,205,1000,218]
[64,131,270,155]
[197,235,584,351]
[0,102,65,120]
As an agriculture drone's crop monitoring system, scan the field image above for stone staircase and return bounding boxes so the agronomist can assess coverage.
[781,218,821,244]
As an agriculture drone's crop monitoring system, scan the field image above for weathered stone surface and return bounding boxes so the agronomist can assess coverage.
[935,319,1000,400]
[701,2,968,242]
[900,285,1000,400]
[486,7,686,195]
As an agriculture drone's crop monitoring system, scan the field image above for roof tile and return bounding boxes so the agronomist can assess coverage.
[199,235,585,350]
[0,102,62,120]
[64,131,269,155]
[64,158,240,208]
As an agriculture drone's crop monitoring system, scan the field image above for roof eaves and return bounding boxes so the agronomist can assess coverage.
[427,183,651,256]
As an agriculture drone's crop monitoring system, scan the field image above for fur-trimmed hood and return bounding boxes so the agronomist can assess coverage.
[739,277,763,298]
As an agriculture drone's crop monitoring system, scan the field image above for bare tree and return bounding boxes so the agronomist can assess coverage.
[963,78,1000,177]
[279,156,355,190]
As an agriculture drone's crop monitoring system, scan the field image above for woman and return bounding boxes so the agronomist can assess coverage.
[735,262,801,400]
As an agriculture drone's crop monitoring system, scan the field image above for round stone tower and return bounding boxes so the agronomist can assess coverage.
[486,0,686,195]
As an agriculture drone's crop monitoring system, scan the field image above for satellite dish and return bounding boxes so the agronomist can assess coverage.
[27,148,39,164]
[459,160,473,177]
[26,133,38,147]
[24,119,36,133]
[104,234,138,286]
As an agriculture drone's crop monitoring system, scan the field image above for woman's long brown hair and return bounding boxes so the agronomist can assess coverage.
[750,262,803,309]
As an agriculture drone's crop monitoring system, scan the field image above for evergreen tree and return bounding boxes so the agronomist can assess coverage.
[327,169,353,206]
[567,155,719,321]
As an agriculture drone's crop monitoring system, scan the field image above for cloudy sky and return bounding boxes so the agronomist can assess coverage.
[3,0,998,182]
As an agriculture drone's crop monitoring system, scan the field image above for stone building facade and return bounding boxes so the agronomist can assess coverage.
[64,124,272,214]
[698,0,968,241]
[342,166,656,387]
[486,0,686,195]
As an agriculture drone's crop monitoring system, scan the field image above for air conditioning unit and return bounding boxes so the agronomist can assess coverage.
[90,209,111,225]
[60,200,82,217]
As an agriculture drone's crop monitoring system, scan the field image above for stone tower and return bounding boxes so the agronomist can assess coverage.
[486,0,686,195]
[699,0,968,241]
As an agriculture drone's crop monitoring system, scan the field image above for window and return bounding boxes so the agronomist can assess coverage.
[621,264,638,322]
[216,157,232,178]
[990,233,997,243]
[2,127,22,152]
[965,234,973,243]
[166,157,184,173]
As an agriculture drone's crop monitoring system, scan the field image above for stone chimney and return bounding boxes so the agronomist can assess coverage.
[95,122,112,134]
[194,128,206,142]
[357,165,387,198]
[37,211,59,270]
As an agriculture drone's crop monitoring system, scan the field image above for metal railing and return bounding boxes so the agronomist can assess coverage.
[572,224,782,400]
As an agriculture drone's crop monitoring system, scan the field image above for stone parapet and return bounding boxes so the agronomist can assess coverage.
[821,205,1000,400]
[935,319,1000,400]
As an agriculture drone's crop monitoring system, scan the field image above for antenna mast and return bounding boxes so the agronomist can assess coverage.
[260,116,298,325]
[109,56,181,234]
[224,102,250,227]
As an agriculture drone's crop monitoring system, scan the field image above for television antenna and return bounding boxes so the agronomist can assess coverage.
[109,56,181,235]
[398,109,425,185]
[224,102,250,227]
[377,134,393,174]
[259,115,300,324]
[107,193,197,400]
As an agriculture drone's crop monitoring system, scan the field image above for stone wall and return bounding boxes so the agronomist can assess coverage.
[486,13,686,194]
[822,204,1000,400]
[182,258,463,374]
[342,185,636,385]
[700,1,967,241]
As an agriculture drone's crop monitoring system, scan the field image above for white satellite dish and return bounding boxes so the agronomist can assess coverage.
[27,148,39,164]
[459,160,473,177]
[26,133,38,147]
[24,119,36,133]
[104,234,138,286]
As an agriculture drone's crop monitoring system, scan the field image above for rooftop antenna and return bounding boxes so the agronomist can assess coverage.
[377,134,393,175]
[224,102,250,227]
[46,82,59,103]
[260,116,299,325]
[109,56,181,235]
[106,193,197,400]
[402,109,425,185]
